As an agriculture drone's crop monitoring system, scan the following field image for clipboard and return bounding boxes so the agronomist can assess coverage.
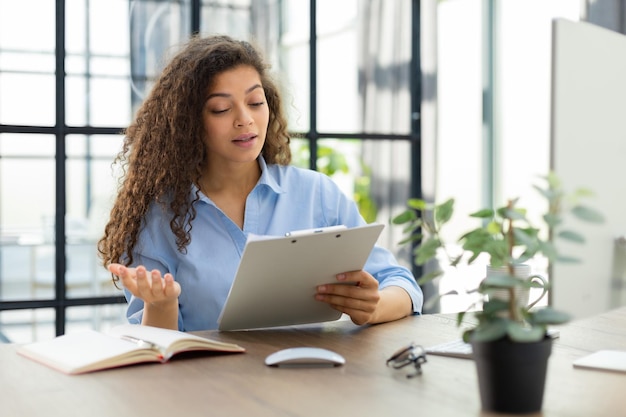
[217,223,384,331]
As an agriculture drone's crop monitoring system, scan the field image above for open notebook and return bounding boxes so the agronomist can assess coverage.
[217,223,384,331]
[17,324,245,374]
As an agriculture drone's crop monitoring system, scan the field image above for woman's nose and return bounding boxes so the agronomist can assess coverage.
[234,107,253,127]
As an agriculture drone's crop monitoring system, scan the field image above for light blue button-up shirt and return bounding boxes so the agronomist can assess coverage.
[126,157,423,331]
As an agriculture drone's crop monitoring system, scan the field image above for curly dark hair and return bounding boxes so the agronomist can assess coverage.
[98,35,291,277]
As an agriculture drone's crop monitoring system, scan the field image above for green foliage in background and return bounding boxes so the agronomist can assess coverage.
[293,142,378,223]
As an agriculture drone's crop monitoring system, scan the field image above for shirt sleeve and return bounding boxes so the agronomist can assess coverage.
[124,209,186,330]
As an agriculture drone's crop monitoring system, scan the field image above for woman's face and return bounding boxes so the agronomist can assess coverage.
[202,65,269,167]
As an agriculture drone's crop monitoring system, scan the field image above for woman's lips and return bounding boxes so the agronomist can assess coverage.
[233,133,256,142]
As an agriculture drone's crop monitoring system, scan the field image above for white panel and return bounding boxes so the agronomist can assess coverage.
[550,18,626,318]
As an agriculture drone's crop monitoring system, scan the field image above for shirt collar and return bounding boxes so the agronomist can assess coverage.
[256,155,285,195]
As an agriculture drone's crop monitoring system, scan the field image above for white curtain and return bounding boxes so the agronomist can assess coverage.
[357,0,413,260]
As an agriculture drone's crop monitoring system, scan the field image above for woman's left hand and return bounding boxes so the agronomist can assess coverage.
[315,270,380,325]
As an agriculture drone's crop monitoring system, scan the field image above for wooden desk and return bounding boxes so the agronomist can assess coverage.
[2,308,625,417]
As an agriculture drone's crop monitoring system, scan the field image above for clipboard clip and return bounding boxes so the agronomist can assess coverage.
[284,225,347,237]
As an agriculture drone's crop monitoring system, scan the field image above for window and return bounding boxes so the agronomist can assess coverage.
[0,0,421,342]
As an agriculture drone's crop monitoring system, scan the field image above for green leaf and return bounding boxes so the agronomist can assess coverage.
[543,213,562,228]
[507,322,546,342]
[513,228,539,248]
[469,208,494,219]
[557,230,585,244]
[434,198,455,224]
[539,241,558,262]
[503,207,526,221]
[391,210,416,224]
[407,198,428,210]
[571,205,605,223]
[413,238,442,265]
[397,234,422,246]
[470,320,508,343]
[485,221,502,235]
[456,311,466,327]
[530,307,572,325]
[481,299,509,315]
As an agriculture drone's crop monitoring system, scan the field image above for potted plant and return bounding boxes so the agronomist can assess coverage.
[392,173,604,414]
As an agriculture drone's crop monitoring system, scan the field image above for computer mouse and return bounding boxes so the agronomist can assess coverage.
[265,347,346,367]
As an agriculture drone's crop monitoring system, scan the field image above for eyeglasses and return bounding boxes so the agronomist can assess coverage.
[386,342,427,378]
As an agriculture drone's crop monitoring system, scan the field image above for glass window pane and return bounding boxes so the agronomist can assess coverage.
[91,77,132,126]
[89,0,130,56]
[66,134,124,158]
[282,42,310,132]
[0,309,56,344]
[317,27,360,133]
[91,56,129,77]
[0,1,55,52]
[66,0,87,54]
[66,134,121,298]
[317,0,360,133]
[316,0,412,134]
[65,0,131,127]
[0,1,56,126]
[1,134,56,301]
[65,75,88,126]
[0,51,55,73]
[201,1,250,36]
[281,0,310,132]
[0,145,56,233]
[0,73,55,126]
[66,304,128,334]
[0,243,41,300]
[65,241,119,298]
[66,75,132,127]
[0,133,55,157]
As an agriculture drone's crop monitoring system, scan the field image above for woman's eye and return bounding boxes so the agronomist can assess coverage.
[250,101,265,107]
[211,108,229,114]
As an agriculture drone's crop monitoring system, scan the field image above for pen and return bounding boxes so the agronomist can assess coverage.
[284,225,347,237]
[119,335,163,352]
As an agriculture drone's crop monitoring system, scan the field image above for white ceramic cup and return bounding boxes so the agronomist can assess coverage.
[486,264,548,309]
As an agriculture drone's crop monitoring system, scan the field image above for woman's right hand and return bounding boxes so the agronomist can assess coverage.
[108,263,181,306]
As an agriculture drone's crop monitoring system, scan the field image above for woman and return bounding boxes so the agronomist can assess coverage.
[98,35,423,331]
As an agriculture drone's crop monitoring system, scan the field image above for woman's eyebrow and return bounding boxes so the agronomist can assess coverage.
[206,84,263,100]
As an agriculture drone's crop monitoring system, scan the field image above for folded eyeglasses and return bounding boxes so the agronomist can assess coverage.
[386,342,427,378]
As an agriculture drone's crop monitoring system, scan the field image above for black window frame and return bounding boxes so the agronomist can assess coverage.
[0,0,422,336]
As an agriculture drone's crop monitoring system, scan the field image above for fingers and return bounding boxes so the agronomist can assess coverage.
[108,263,179,303]
[315,271,380,324]
[163,273,182,298]
[135,266,154,295]
[109,264,138,292]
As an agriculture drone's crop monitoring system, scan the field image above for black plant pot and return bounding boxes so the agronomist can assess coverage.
[471,336,553,414]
